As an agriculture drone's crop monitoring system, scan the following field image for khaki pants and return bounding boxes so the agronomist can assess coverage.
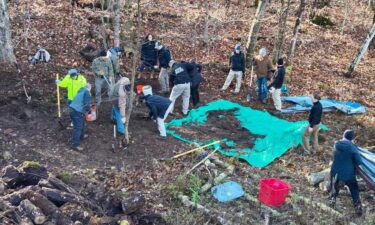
[302,124,320,152]
[169,83,190,115]
[271,88,282,110]
[221,70,243,93]
[158,67,169,92]
[157,104,173,137]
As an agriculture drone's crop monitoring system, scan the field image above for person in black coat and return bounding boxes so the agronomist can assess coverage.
[302,92,323,154]
[189,62,202,107]
[220,43,245,94]
[139,34,158,78]
[267,58,285,110]
[328,130,363,216]
[155,41,172,93]
[143,86,172,139]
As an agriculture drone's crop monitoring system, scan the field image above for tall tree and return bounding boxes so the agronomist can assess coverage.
[273,0,291,63]
[346,22,375,77]
[113,0,121,47]
[0,0,16,63]
[370,0,375,49]
[245,0,269,65]
[203,0,209,43]
[124,0,141,144]
[287,0,305,64]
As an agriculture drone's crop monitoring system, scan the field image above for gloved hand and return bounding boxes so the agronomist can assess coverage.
[154,65,159,69]
[55,80,60,85]
[153,119,157,123]
[308,127,313,133]
[269,87,275,93]
[121,117,126,124]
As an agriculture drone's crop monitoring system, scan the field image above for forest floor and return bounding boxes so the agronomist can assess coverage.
[1,0,375,224]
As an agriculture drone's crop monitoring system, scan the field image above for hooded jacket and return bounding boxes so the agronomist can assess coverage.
[330,140,363,181]
[158,47,171,69]
[308,101,323,128]
[58,74,87,101]
[141,40,158,67]
[69,87,91,113]
[145,95,172,120]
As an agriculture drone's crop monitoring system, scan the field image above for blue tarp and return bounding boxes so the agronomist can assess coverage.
[280,96,367,114]
[211,181,245,202]
[111,106,125,134]
[358,147,375,190]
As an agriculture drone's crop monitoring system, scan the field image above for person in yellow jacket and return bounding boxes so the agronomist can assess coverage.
[56,69,87,104]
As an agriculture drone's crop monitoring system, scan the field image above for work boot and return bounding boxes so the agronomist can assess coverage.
[354,202,363,217]
[72,146,84,151]
[157,135,167,140]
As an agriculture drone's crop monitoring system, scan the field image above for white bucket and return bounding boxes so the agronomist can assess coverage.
[142,85,153,96]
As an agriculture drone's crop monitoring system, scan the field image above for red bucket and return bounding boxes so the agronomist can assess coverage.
[258,178,291,207]
[136,85,143,94]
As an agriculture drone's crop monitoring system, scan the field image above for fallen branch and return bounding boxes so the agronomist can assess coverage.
[244,194,281,217]
[186,149,218,175]
[19,199,46,224]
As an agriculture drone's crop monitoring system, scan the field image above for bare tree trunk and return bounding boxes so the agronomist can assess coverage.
[0,0,16,63]
[370,1,375,49]
[100,0,109,49]
[124,0,141,144]
[287,0,305,64]
[245,0,269,65]
[113,0,121,47]
[310,0,318,19]
[203,0,209,43]
[273,0,291,63]
[346,22,375,77]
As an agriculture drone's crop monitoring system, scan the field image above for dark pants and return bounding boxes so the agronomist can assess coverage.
[191,85,200,106]
[257,77,268,101]
[329,176,360,206]
[70,108,85,148]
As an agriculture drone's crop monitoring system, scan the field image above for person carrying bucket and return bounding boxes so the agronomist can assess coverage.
[142,85,172,139]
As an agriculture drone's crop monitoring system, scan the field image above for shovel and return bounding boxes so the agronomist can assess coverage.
[246,65,254,102]
[160,140,221,161]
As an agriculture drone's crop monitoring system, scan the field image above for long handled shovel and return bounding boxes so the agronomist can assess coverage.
[56,73,65,128]
[246,65,254,102]
[160,140,221,161]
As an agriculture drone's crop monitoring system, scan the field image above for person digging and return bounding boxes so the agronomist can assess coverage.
[328,129,364,217]
[92,50,115,106]
[69,83,91,151]
[220,43,245,94]
[302,92,323,154]
[56,68,87,105]
[267,58,285,111]
[142,86,173,140]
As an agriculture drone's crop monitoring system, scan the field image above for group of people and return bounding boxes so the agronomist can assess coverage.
[55,39,364,216]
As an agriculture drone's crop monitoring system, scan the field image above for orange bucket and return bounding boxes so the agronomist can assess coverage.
[86,105,97,122]
[136,85,143,94]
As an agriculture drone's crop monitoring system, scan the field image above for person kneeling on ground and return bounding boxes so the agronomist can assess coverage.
[267,58,285,111]
[169,60,195,116]
[221,43,245,94]
[142,86,172,140]
[328,129,363,216]
[302,92,323,154]
[69,83,91,151]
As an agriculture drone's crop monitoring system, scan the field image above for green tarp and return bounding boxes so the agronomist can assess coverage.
[166,99,327,168]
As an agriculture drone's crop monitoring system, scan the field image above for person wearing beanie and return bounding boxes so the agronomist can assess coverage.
[302,92,323,154]
[267,58,285,110]
[328,129,363,216]
[142,87,173,139]
[92,49,115,106]
[169,60,195,115]
[252,47,273,103]
[56,68,87,104]
[155,41,172,92]
[220,43,245,94]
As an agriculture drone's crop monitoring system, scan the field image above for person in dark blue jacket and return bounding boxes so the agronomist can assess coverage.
[267,58,285,110]
[139,34,158,78]
[169,60,195,115]
[328,130,363,216]
[69,84,91,151]
[221,43,245,94]
[189,61,202,107]
[155,41,172,93]
[302,92,323,154]
[143,86,172,139]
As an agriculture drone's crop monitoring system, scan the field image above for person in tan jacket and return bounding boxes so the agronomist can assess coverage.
[253,48,273,103]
